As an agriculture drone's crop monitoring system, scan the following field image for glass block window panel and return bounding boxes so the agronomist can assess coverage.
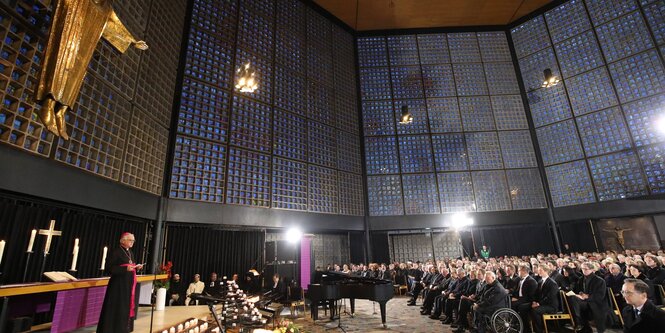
[234,49,272,104]
[643,1,665,45]
[459,96,496,132]
[642,0,659,5]
[170,136,226,202]
[272,157,307,211]
[387,35,420,66]
[609,50,665,103]
[359,67,392,100]
[242,0,275,20]
[358,37,388,67]
[185,27,235,88]
[308,165,338,213]
[536,120,585,165]
[484,62,520,95]
[417,34,450,64]
[438,172,476,212]
[335,88,359,134]
[623,94,665,146]
[577,107,633,156]
[307,81,334,125]
[367,175,404,216]
[273,108,307,161]
[390,66,424,99]
[453,63,488,96]
[362,100,396,136]
[229,95,272,153]
[506,169,547,209]
[178,78,230,143]
[528,83,573,127]
[546,160,596,207]
[586,0,639,25]
[519,48,560,91]
[427,98,463,133]
[399,135,434,173]
[422,64,457,98]
[511,16,551,58]
[276,2,305,72]
[274,67,306,114]
[365,136,400,174]
[448,33,481,63]
[492,95,529,130]
[236,5,274,59]
[432,134,469,171]
[472,170,511,211]
[338,172,364,216]
[403,174,441,215]
[545,0,592,43]
[337,130,362,174]
[395,99,429,135]
[499,130,538,168]
[477,31,511,62]
[638,142,665,193]
[466,132,504,170]
[554,31,605,78]
[596,12,654,63]
[308,121,336,168]
[567,67,619,116]
[226,148,271,207]
[588,150,648,201]
[190,0,237,41]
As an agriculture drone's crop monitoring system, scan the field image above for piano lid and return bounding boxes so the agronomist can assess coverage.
[317,270,392,284]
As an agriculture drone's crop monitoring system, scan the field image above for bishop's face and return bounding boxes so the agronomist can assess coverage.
[120,235,135,249]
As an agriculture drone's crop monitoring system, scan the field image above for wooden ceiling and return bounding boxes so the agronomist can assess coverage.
[313,0,555,31]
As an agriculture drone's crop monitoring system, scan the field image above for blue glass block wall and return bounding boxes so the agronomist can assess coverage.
[511,0,665,206]
[171,0,363,215]
[359,31,546,216]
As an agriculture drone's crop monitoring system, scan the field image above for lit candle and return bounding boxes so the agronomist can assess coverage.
[0,240,4,265]
[100,246,107,270]
[70,239,79,271]
[27,229,36,252]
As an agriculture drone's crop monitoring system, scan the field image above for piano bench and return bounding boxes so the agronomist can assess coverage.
[289,300,306,317]
[395,285,408,295]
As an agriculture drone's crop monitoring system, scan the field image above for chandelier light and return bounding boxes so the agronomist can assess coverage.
[541,68,559,88]
[399,105,413,124]
[235,62,258,93]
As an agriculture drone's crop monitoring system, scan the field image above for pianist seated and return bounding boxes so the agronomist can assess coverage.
[265,273,287,302]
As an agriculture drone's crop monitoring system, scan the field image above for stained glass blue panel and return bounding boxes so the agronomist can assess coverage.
[427,98,462,133]
[272,157,307,211]
[453,63,488,96]
[307,81,334,125]
[546,160,596,207]
[459,96,496,131]
[236,5,274,59]
[273,108,307,161]
[527,83,573,127]
[545,0,591,43]
[554,31,605,78]
[395,99,429,135]
[170,135,226,202]
[422,64,457,97]
[484,62,520,95]
[307,9,333,84]
[596,11,654,63]
[432,134,468,171]
[586,0,639,25]
[229,95,272,152]
[337,130,362,174]
[643,0,665,45]
[367,175,404,216]
[588,150,648,201]
[364,136,400,174]
[276,0,305,72]
[609,50,665,103]
[472,170,511,211]
[226,148,271,207]
[402,174,441,214]
[357,37,388,67]
[448,32,481,63]
[185,28,234,89]
[492,95,529,130]
[338,171,364,215]
[519,48,560,91]
[399,135,434,173]
[511,16,550,58]
[477,31,511,62]
[576,107,633,156]
[417,34,450,64]
[362,100,395,136]
[466,132,504,170]
[274,66,306,114]
[499,130,538,168]
[308,164,338,213]
[190,0,237,42]
[234,49,272,104]
[567,67,619,116]
[506,168,547,209]
[359,67,392,100]
[623,94,665,146]
[638,142,665,193]
[438,172,476,212]
[391,66,424,99]
[536,120,585,165]
[178,78,230,143]
[387,35,420,66]
[308,120,336,168]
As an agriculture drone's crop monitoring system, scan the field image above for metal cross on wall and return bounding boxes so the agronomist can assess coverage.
[39,220,62,255]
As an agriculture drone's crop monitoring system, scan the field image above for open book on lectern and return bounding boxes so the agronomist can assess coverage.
[43,271,78,282]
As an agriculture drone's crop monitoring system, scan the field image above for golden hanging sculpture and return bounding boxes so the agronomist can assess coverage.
[36,0,148,139]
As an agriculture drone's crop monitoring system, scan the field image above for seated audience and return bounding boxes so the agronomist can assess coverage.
[567,262,609,333]
[166,273,187,306]
[621,278,665,332]
[185,273,204,306]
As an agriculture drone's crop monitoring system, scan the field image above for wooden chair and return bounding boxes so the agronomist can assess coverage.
[538,290,575,333]
[287,285,306,317]
[656,284,665,309]
[607,287,624,327]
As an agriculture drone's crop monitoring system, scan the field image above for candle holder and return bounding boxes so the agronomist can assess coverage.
[22,251,34,283]
[39,252,49,282]
[99,269,105,277]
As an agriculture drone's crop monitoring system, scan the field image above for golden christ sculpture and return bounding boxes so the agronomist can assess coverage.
[36,0,148,139]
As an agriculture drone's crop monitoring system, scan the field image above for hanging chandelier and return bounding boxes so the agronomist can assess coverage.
[399,105,413,124]
[541,68,559,88]
[235,62,258,93]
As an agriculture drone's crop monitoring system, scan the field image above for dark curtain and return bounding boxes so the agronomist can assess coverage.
[370,232,390,264]
[349,231,365,264]
[0,194,151,284]
[476,223,555,256]
[163,224,265,283]
[558,220,598,253]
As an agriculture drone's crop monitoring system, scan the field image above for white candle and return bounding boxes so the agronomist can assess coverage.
[27,229,36,252]
[70,239,79,271]
[100,246,107,270]
[73,238,79,252]
[0,240,4,265]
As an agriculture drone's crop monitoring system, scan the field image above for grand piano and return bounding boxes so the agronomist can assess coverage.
[307,271,394,328]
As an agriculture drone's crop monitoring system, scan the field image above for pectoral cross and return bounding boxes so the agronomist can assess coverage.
[39,220,62,255]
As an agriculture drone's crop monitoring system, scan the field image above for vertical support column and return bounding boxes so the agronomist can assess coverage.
[150,197,167,274]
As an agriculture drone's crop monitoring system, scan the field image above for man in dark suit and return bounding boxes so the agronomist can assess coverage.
[472,271,509,333]
[621,278,665,333]
[530,265,560,333]
[442,268,471,324]
[504,265,520,295]
[512,265,538,333]
[203,272,224,298]
[568,262,609,333]
[547,260,565,289]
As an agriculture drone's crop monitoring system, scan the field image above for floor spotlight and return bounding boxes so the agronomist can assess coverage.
[285,227,302,244]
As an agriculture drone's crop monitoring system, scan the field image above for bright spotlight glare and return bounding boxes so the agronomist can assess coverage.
[451,213,474,230]
[285,227,302,243]
[657,115,665,136]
